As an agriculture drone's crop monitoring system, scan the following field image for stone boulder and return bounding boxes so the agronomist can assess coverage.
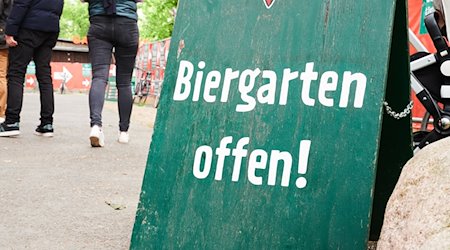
[377,136,450,250]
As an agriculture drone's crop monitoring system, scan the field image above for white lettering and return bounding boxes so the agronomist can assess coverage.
[214,136,233,181]
[193,145,213,179]
[173,60,194,101]
[248,149,268,186]
[257,70,277,105]
[204,70,222,103]
[339,72,367,108]
[193,136,312,189]
[173,60,369,111]
[300,62,318,107]
[279,69,299,105]
[268,150,293,187]
[318,71,339,107]
[236,69,261,112]
[192,61,206,101]
[221,68,240,102]
[231,137,249,182]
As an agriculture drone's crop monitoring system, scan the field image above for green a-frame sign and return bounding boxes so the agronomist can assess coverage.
[131,0,413,248]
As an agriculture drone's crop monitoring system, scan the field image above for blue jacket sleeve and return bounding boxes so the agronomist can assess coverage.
[0,0,12,27]
[5,0,33,36]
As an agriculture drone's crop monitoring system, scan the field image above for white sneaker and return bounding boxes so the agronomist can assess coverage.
[89,125,105,147]
[0,117,5,123]
[118,131,129,144]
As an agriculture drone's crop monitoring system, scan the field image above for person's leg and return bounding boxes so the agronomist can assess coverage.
[5,29,35,124]
[114,17,139,133]
[87,17,113,146]
[33,31,58,126]
[88,19,113,129]
[0,49,8,120]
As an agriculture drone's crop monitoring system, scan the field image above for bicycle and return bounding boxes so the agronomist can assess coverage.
[409,6,450,152]
[152,80,163,108]
[133,69,152,106]
[59,72,68,94]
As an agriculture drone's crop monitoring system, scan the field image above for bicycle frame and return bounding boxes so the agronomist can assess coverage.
[409,29,435,97]
[133,67,153,105]
[409,2,450,151]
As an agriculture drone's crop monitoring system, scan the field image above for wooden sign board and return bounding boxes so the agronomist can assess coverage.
[131,0,412,248]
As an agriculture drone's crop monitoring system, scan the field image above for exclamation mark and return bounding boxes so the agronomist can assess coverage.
[296,140,311,189]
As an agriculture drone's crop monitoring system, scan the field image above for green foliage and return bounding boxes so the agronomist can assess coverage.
[59,0,178,41]
[139,0,178,41]
[59,1,90,39]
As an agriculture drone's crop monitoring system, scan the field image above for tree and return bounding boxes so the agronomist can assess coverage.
[59,0,178,41]
[59,1,89,40]
[139,0,178,41]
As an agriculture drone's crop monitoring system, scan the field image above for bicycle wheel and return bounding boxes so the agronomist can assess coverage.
[133,80,143,104]
[153,95,160,108]
[153,81,163,108]
[140,80,151,106]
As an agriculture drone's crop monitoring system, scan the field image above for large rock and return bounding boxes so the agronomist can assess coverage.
[377,136,450,249]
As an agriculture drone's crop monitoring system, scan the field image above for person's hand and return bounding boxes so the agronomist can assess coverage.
[5,35,18,47]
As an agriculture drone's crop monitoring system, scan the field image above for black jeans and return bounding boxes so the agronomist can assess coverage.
[6,28,58,125]
[87,16,139,132]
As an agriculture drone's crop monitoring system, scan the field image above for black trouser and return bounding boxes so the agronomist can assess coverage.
[87,16,139,132]
[5,28,58,125]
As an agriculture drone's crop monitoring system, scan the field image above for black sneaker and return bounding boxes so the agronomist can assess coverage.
[34,124,54,137]
[0,122,20,137]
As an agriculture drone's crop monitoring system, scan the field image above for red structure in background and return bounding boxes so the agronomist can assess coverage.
[25,63,93,91]
[409,0,436,130]
[24,39,171,97]
[134,39,171,96]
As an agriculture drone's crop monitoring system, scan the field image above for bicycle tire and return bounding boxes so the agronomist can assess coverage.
[139,80,151,106]
[143,81,151,95]
[134,80,143,96]
[153,96,160,108]
[141,94,148,106]
[133,80,143,104]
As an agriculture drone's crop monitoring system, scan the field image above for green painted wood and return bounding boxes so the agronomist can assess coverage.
[131,0,411,249]
[370,0,413,240]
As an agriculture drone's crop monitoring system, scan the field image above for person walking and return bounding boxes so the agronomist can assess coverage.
[0,0,12,124]
[0,0,64,137]
[84,0,140,147]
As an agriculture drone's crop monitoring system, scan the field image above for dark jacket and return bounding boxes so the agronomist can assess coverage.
[0,0,12,49]
[5,0,64,36]
[88,0,137,21]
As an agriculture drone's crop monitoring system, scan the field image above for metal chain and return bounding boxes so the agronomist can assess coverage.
[383,101,414,120]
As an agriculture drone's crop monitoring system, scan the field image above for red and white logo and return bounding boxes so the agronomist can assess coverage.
[264,0,276,9]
